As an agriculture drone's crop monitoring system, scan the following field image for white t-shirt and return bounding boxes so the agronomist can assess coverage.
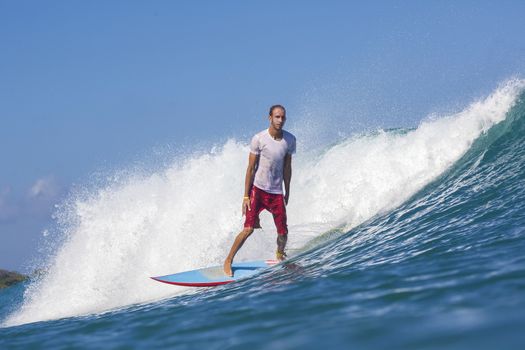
[250,129,296,194]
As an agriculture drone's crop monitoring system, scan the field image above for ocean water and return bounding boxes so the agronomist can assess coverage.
[1,79,525,349]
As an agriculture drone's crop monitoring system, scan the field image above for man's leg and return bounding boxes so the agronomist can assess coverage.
[271,195,288,261]
[223,227,254,276]
[276,233,287,261]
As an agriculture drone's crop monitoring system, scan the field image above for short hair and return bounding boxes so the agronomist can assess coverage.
[269,104,286,116]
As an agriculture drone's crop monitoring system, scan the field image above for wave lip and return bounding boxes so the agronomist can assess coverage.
[291,78,525,231]
[3,78,524,327]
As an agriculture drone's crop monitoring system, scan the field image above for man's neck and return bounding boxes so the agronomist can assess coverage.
[268,127,283,140]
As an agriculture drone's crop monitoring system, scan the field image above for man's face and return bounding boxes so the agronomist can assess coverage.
[269,108,286,130]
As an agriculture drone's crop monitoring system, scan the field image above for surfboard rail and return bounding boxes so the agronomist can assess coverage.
[150,277,234,287]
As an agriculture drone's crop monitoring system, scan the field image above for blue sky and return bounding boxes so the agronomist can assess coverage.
[1,0,525,271]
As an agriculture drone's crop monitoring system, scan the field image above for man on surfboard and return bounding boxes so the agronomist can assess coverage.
[224,105,296,277]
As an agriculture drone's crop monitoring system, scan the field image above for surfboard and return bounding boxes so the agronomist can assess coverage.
[151,260,279,287]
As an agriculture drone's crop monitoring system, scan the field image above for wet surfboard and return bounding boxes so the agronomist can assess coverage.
[151,260,279,287]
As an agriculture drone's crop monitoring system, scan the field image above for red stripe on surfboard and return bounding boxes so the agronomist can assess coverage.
[150,277,234,287]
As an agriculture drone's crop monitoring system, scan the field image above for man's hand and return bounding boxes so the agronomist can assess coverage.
[242,197,251,216]
[284,193,289,206]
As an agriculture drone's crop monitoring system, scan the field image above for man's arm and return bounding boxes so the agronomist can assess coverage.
[243,153,259,214]
[283,153,292,205]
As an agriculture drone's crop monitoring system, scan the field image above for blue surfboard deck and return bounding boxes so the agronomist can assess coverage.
[151,260,279,287]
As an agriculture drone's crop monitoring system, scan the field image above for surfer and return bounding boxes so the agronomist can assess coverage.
[223,105,296,277]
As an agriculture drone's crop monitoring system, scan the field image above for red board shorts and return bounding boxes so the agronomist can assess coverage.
[244,186,288,235]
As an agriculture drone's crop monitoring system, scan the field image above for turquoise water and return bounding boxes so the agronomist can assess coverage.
[1,85,525,349]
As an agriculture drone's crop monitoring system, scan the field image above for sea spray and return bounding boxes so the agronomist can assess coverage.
[291,79,525,232]
[4,79,524,327]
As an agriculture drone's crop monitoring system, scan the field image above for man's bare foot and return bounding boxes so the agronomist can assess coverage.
[223,260,233,277]
[276,250,287,262]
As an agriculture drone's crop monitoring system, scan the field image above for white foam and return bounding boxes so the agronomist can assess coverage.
[3,79,523,327]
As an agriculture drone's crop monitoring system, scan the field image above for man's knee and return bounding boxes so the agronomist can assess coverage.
[242,227,254,239]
